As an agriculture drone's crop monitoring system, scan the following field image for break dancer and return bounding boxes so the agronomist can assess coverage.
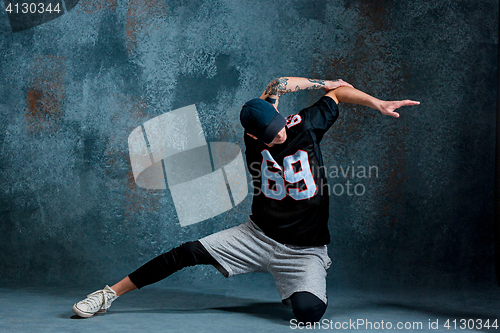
[72,77,419,323]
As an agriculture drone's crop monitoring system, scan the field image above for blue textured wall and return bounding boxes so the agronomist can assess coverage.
[0,0,498,290]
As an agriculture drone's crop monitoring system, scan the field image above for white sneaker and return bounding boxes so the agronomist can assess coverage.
[72,285,118,318]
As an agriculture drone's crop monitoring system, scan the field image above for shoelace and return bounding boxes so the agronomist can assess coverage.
[81,289,110,310]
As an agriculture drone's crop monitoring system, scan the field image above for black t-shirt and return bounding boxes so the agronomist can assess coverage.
[244,96,339,246]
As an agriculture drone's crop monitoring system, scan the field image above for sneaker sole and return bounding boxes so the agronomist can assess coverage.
[72,303,98,318]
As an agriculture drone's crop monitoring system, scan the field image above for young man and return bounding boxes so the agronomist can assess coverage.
[72,77,419,323]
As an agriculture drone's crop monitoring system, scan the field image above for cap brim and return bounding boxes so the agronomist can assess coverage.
[261,112,286,144]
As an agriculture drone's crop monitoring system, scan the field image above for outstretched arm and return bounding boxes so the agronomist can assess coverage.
[325,86,420,118]
[260,77,353,108]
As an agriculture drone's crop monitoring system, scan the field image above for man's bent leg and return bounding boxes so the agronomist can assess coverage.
[268,243,331,323]
[289,291,327,323]
[128,240,217,289]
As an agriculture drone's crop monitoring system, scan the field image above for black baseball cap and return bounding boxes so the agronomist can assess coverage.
[240,98,286,144]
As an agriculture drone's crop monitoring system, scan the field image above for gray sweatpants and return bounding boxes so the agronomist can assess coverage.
[199,218,332,304]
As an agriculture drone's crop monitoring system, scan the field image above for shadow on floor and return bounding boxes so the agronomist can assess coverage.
[66,288,293,324]
[64,286,500,331]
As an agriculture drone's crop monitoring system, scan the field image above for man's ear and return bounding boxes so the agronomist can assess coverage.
[246,133,258,140]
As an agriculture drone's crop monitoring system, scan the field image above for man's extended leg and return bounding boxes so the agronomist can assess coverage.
[127,241,217,289]
[72,240,217,318]
[110,276,136,296]
[109,240,218,295]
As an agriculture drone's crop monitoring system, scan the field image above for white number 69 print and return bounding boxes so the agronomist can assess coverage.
[260,149,317,200]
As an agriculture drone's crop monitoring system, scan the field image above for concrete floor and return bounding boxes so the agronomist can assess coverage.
[1,275,499,333]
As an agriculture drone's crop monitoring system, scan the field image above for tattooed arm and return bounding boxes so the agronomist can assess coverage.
[259,77,353,107]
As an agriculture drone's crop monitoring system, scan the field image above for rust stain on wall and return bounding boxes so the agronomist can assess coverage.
[25,55,66,134]
[126,0,167,53]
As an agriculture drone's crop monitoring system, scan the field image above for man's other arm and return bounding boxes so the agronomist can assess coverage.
[325,86,420,118]
[259,77,353,108]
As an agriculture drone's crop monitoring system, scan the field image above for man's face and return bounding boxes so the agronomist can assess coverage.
[246,126,287,147]
[266,126,287,147]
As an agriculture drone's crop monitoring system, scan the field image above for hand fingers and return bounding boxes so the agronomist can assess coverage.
[391,100,419,109]
[383,110,400,118]
[333,79,354,88]
[339,82,354,88]
[402,100,420,106]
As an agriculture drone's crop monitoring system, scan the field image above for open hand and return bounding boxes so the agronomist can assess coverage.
[379,100,420,118]
[323,79,353,92]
